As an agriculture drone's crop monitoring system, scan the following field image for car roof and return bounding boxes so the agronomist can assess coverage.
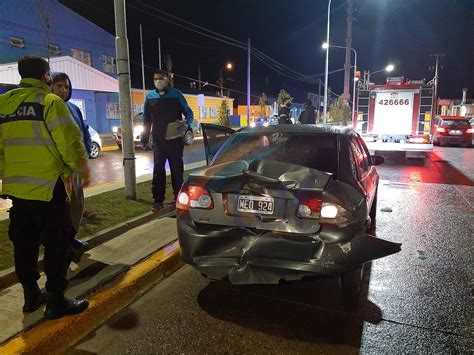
[239,124,355,136]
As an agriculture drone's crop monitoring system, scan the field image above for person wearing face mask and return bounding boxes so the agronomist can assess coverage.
[278,100,293,124]
[0,56,90,319]
[141,69,194,212]
[51,72,92,264]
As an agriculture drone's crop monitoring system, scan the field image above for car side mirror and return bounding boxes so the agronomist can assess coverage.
[371,155,385,166]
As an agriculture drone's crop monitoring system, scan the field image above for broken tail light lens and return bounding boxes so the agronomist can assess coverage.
[176,185,214,211]
[297,198,322,219]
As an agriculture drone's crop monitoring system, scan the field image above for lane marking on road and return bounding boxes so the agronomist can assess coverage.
[0,240,184,354]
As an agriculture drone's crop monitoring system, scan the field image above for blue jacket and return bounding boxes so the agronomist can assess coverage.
[67,102,92,156]
[143,87,193,143]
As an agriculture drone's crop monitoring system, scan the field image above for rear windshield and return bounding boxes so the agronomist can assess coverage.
[212,132,338,175]
[441,120,470,127]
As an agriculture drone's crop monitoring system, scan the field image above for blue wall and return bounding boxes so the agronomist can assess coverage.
[94,92,120,133]
[70,89,97,129]
[0,0,115,76]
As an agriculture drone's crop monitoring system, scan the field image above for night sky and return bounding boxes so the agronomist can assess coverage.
[59,0,473,104]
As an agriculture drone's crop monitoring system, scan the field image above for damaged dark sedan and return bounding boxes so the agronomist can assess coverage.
[176,124,401,291]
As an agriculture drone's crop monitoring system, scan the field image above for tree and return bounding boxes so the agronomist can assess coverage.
[277,89,292,106]
[258,93,268,117]
[218,100,230,127]
[328,97,351,125]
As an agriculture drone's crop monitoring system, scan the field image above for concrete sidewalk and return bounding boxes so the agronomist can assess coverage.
[0,215,181,348]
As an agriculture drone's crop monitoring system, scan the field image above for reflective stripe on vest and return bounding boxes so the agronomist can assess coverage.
[3,176,56,189]
[3,137,55,147]
[46,116,75,131]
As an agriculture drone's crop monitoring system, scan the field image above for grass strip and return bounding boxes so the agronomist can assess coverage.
[0,178,175,271]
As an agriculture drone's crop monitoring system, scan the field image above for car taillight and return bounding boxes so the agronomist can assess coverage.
[408,135,430,144]
[297,198,322,219]
[176,185,214,211]
[436,127,446,133]
[466,128,474,134]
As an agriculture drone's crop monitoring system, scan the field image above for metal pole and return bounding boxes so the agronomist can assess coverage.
[220,67,223,96]
[114,0,137,200]
[247,38,251,127]
[198,65,202,90]
[158,38,162,69]
[323,0,332,124]
[351,48,357,127]
[140,24,146,100]
[343,0,353,102]
[317,79,321,122]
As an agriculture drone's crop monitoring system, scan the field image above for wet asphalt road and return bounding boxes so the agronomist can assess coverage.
[72,146,473,354]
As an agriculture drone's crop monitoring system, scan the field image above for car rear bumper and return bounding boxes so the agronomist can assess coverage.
[365,141,433,153]
[177,212,401,284]
[436,135,472,145]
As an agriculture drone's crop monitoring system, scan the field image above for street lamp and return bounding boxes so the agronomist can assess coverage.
[323,0,332,125]
[322,43,358,125]
[220,62,233,96]
[368,64,395,83]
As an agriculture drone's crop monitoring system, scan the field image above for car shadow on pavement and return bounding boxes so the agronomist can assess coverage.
[196,261,382,348]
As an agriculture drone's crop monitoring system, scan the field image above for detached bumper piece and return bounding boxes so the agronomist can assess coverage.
[178,215,401,285]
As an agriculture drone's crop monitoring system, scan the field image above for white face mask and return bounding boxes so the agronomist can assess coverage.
[154,79,167,90]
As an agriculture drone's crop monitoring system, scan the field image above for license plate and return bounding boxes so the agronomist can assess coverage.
[237,195,274,215]
[449,130,462,135]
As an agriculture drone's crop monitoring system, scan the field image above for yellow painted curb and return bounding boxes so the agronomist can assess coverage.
[101,145,119,152]
[0,241,184,354]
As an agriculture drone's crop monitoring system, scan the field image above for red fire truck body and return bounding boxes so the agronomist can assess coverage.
[354,77,434,158]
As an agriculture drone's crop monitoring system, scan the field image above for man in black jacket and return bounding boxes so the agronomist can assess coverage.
[141,69,194,212]
[298,99,317,124]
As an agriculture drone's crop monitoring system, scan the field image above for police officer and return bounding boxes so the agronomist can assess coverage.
[0,56,90,319]
[141,69,193,212]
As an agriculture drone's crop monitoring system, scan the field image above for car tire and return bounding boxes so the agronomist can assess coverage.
[339,267,363,296]
[89,142,100,159]
[183,130,194,145]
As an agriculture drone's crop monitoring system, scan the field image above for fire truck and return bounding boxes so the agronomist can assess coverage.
[354,76,435,158]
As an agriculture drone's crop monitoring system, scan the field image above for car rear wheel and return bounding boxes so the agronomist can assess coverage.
[89,142,100,159]
[339,267,363,296]
[183,130,194,145]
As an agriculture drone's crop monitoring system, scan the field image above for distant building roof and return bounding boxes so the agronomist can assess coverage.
[0,56,118,92]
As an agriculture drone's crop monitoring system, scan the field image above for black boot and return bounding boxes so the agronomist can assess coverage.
[22,283,47,313]
[44,292,89,320]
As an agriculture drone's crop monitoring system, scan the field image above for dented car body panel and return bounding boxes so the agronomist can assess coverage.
[177,124,401,284]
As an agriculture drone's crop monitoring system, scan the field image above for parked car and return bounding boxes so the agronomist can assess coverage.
[433,116,473,147]
[112,113,198,149]
[176,124,401,292]
[88,126,102,159]
[250,116,279,127]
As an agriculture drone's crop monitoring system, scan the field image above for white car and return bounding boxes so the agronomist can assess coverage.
[88,126,102,159]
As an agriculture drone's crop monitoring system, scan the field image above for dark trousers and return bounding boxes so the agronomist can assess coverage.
[8,180,75,293]
[152,138,184,204]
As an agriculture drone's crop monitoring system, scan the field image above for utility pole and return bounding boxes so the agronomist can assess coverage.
[198,65,202,90]
[247,38,251,127]
[430,53,445,107]
[343,0,354,102]
[323,0,332,124]
[114,0,137,200]
[158,38,162,69]
[317,79,322,122]
[139,24,146,101]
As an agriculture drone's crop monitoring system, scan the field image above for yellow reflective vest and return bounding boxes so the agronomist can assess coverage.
[0,78,88,202]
